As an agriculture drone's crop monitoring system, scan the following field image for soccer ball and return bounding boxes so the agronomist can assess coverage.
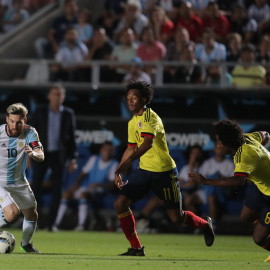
[0,231,16,253]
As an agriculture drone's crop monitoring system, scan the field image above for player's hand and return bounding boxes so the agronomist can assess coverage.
[115,160,131,178]
[115,174,123,190]
[24,145,34,157]
[188,172,207,184]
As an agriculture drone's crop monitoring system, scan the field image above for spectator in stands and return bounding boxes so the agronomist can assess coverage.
[74,8,93,46]
[49,26,89,82]
[158,0,174,19]
[85,27,114,82]
[110,28,138,82]
[137,26,166,80]
[256,35,270,63]
[179,145,205,216]
[256,35,270,85]
[202,2,230,43]
[184,0,209,17]
[231,43,266,88]
[30,85,78,231]
[164,27,193,82]
[2,0,29,32]
[52,141,119,232]
[173,44,204,84]
[226,33,242,72]
[35,0,78,59]
[174,1,202,43]
[248,0,270,32]
[113,0,148,42]
[95,0,126,39]
[140,0,157,15]
[26,0,54,14]
[229,4,258,45]
[195,29,226,63]
[166,27,192,61]
[205,61,232,86]
[123,56,151,83]
[148,5,174,44]
[199,142,235,230]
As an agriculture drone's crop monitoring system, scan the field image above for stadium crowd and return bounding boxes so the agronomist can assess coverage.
[30,0,270,86]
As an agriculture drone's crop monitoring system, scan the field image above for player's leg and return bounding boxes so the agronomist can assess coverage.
[114,168,150,256]
[0,187,20,226]
[20,207,40,253]
[152,168,214,246]
[75,189,89,231]
[48,154,65,229]
[10,185,40,253]
[240,205,260,223]
[52,190,74,232]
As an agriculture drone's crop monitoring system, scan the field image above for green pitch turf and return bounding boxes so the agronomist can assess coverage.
[1,229,269,270]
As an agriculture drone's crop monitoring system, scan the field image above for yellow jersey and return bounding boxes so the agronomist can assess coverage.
[234,132,270,196]
[128,108,176,172]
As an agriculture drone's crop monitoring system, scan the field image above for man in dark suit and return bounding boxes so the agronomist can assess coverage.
[31,84,78,230]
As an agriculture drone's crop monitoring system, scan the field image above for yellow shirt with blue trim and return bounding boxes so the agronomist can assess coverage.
[234,132,270,196]
[128,108,176,172]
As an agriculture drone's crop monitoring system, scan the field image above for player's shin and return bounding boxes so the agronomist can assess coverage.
[183,211,208,229]
[22,218,37,246]
[118,209,142,249]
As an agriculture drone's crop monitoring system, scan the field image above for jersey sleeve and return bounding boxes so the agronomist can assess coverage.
[27,128,42,150]
[246,132,265,144]
[141,110,157,139]
[128,120,137,147]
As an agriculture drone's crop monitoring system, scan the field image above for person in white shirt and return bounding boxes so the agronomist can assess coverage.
[199,142,235,230]
[52,141,119,232]
[50,26,89,82]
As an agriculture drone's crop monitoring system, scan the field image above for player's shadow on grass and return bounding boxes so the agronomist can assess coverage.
[14,253,228,262]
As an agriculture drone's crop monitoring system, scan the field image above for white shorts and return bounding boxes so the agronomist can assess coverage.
[0,185,37,210]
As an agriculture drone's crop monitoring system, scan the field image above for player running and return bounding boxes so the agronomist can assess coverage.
[0,103,44,253]
[188,119,270,262]
[114,81,215,256]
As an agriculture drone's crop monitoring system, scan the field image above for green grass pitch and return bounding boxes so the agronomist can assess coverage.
[1,229,269,270]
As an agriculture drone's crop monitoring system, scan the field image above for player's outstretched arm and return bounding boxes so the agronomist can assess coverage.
[24,145,44,162]
[188,172,247,187]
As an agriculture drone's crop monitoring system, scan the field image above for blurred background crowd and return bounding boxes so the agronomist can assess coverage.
[0,0,270,235]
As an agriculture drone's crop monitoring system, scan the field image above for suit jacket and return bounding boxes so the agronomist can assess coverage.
[30,104,77,163]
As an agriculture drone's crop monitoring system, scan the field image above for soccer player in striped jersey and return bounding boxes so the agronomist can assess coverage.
[188,119,270,262]
[114,81,215,256]
[0,103,44,253]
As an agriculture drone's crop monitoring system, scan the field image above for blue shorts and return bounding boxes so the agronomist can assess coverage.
[244,183,270,228]
[120,167,182,210]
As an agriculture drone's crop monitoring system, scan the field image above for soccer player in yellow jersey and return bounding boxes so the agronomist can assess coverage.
[114,81,215,256]
[188,119,270,262]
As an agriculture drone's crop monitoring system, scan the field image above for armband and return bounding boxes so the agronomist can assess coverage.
[29,141,43,150]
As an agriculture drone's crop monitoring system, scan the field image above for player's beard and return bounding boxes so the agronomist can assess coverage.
[7,126,21,137]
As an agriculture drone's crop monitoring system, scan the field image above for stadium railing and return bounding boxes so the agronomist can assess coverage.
[0,59,269,90]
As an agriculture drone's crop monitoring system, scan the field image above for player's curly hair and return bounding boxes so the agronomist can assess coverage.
[126,81,154,105]
[213,119,245,149]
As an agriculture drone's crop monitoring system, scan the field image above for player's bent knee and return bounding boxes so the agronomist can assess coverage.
[3,206,20,222]
[114,196,130,213]
[253,234,266,246]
